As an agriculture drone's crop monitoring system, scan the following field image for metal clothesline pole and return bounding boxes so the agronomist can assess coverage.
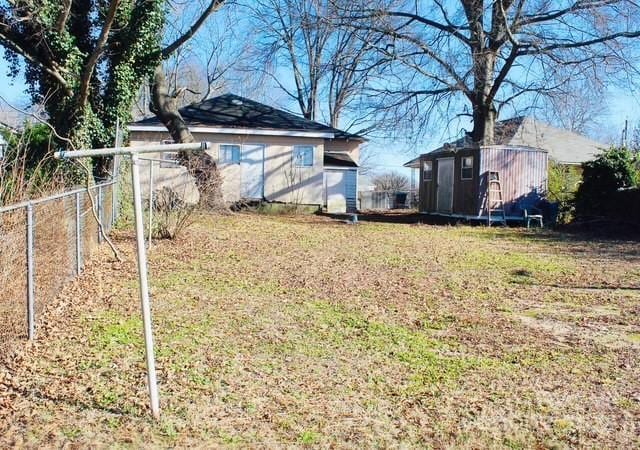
[130,152,160,417]
[148,160,154,247]
[55,141,210,420]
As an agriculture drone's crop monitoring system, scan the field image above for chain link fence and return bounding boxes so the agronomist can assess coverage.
[0,180,118,347]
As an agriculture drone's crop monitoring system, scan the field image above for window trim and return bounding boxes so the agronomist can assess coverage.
[461,156,473,180]
[293,145,314,167]
[220,143,241,165]
[423,160,433,181]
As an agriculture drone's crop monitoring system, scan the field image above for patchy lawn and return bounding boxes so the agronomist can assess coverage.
[1,213,639,448]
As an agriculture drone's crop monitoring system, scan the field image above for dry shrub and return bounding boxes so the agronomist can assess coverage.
[151,155,226,240]
[152,187,196,239]
[0,124,67,207]
[180,152,225,211]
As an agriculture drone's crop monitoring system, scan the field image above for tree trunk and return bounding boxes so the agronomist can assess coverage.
[470,49,497,145]
[149,66,195,144]
[150,65,222,207]
[471,104,497,145]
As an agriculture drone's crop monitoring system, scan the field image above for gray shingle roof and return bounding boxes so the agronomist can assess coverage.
[497,117,605,164]
[404,116,606,167]
[133,93,365,141]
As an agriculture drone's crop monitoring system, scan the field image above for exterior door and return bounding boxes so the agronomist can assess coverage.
[325,170,347,213]
[240,144,264,199]
[436,157,454,213]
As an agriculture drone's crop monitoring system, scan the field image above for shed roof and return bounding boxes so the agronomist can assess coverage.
[404,117,605,168]
[324,152,358,167]
[132,93,365,141]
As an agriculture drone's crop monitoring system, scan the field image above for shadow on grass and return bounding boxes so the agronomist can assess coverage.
[530,282,640,291]
[7,380,144,418]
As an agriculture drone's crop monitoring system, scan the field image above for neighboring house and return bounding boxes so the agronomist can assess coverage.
[0,111,24,160]
[0,111,26,133]
[129,94,365,213]
[404,117,606,219]
[490,116,605,165]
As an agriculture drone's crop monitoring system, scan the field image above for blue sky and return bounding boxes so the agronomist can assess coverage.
[1,47,638,183]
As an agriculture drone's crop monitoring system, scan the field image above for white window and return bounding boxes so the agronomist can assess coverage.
[293,146,314,167]
[220,144,241,164]
[423,160,433,181]
[461,156,473,180]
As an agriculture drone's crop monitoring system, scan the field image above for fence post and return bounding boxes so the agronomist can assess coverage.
[25,203,35,340]
[76,192,82,275]
[112,176,118,228]
[113,155,120,226]
[97,185,103,244]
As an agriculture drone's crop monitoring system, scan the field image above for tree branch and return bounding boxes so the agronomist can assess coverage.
[0,30,72,96]
[54,0,73,33]
[78,0,120,109]
[520,30,640,55]
[162,0,226,58]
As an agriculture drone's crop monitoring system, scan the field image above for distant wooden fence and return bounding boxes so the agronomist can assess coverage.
[358,190,418,210]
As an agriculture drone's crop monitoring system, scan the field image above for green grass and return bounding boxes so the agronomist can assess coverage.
[2,213,639,449]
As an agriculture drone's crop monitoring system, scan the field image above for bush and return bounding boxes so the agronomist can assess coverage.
[575,147,639,216]
[0,124,63,205]
[153,187,197,239]
[547,161,582,223]
[0,123,89,206]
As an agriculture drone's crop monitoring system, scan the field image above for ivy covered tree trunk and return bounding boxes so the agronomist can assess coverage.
[1,0,225,199]
[0,0,165,180]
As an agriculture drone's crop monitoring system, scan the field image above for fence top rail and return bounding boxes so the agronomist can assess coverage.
[0,179,116,214]
[55,142,210,159]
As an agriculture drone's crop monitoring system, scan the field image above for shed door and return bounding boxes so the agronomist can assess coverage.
[436,157,454,213]
[240,144,264,199]
[325,170,347,213]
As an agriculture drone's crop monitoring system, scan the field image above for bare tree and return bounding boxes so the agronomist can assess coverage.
[631,122,640,153]
[538,79,608,137]
[134,24,241,120]
[150,0,227,145]
[372,170,409,191]
[347,0,640,144]
[250,0,330,120]
[249,0,380,133]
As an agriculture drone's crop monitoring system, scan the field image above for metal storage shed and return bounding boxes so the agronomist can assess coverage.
[405,145,548,220]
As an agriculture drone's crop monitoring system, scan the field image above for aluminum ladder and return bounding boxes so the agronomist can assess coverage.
[487,171,507,226]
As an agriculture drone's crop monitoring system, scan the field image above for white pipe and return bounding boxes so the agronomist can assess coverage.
[148,160,154,247]
[138,157,180,165]
[131,154,160,419]
[54,141,211,159]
